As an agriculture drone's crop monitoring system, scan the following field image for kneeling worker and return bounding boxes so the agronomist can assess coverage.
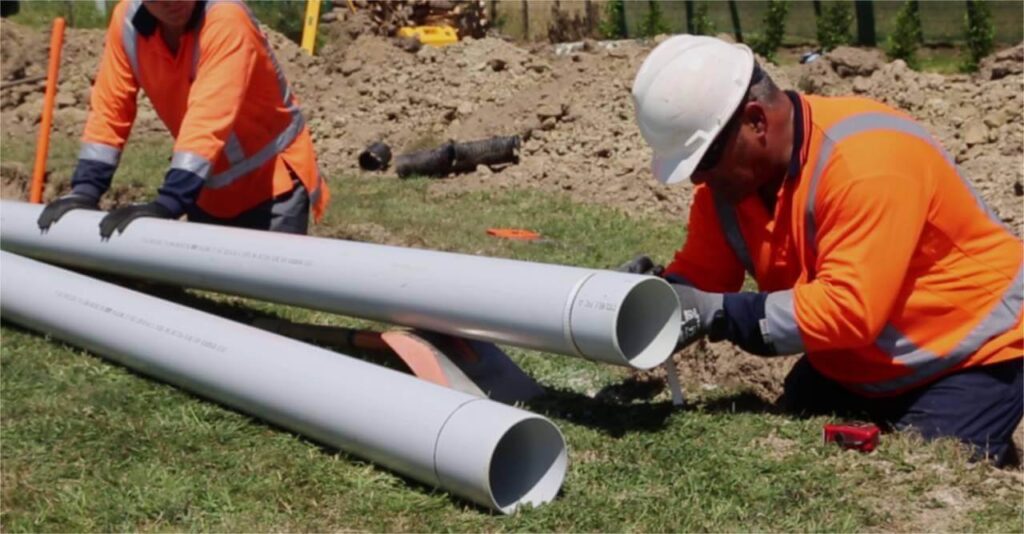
[631,35,1022,465]
[38,0,330,237]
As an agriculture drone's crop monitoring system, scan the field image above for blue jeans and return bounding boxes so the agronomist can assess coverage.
[782,356,1023,466]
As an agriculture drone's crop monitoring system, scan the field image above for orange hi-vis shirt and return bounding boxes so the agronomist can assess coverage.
[665,92,1023,396]
[77,0,328,219]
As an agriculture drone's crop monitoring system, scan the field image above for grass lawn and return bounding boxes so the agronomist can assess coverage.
[2,131,1022,531]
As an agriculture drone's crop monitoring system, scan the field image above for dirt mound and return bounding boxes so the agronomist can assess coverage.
[2,18,1021,401]
[1,19,46,83]
[0,21,164,140]
[979,42,1024,81]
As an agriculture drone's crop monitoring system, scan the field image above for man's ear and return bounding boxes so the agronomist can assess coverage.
[744,101,769,136]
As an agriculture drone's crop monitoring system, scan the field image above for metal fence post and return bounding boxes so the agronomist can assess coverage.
[855,0,876,46]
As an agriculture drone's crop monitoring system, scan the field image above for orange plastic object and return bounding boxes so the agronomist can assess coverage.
[30,17,65,204]
[486,228,541,241]
[381,331,452,388]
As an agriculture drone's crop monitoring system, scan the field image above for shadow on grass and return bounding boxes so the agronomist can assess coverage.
[1,285,498,513]
[525,388,675,438]
[697,391,781,416]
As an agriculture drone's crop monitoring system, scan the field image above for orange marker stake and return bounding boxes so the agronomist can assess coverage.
[29,17,66,204]
[486,228,541,241]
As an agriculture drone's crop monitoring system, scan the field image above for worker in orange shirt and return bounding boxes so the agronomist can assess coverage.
[630,35,1023,465]
[37,0,330,237]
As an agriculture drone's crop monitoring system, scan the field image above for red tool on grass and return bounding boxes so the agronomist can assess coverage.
[823,423,880,453]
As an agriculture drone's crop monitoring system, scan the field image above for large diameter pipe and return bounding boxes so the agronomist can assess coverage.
[0,200,680,369]
[0,251,567,513]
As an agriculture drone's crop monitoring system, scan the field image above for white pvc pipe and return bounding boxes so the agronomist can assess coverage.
[0,251,567,513]
[0,200,680,369]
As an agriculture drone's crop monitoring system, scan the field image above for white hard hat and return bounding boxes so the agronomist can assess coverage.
[632,35,754,185]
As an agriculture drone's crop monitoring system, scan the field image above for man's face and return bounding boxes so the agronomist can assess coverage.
[143,0,197,29]
[689,103,769,204]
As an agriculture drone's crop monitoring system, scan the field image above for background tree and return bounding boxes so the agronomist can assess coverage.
[751,0,789,63]
[817,0,853,51]
[691,1,716,36]
[638,0,669,38]
[886,0,923,68]
[961,0,995,72]
[599,0,627,39]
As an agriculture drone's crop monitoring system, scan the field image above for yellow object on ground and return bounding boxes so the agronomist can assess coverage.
[301,0,321,55]
[398,25,458,47]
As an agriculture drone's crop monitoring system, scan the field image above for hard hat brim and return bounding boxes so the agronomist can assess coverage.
[648,43,755,186]
[652,145,704,186]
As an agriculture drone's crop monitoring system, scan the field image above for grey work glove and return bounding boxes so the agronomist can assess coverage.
[98,201,173,240]
[616,254,665,276]
[671,283,724,351]
[37,193,99,233]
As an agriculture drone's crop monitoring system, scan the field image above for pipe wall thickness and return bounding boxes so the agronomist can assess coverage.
[0,200,680,369]
[0,251,567,513]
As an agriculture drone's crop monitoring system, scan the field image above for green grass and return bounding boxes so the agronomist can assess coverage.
[5,0,330,52]
[4,0,115,30]
[2,131,1023,531]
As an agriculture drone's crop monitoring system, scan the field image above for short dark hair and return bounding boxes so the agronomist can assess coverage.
[748,62,781,103]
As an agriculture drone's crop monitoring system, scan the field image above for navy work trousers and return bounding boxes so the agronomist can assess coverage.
[782,356,1023,466]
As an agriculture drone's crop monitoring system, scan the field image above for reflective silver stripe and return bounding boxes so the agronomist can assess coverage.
[764,289,805,354]
[79,142,121,166]
[712,191,756,277]
[804,135,836,254]
[122,0,143,81]
[209,0,293,106]
[196,0,304,190]
[206,111,305,189]
[860,265,1024,394]
[806,112,1007,256]
[171,151,213,179]
[189,1,217,82]
[225,132,245,164]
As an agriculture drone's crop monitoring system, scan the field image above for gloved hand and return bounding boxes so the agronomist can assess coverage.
[671,283,724,350]
[616,254,665,276]
[98,202,173,239]
[37,193,99,233]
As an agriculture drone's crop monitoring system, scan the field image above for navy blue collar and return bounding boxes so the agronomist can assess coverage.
[785,90,804,180]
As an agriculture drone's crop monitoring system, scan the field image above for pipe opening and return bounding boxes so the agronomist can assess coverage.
[487,417,567,513]
[615,277,681,369]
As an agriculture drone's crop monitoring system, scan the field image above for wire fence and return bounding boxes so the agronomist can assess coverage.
[492,0,1024,46]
